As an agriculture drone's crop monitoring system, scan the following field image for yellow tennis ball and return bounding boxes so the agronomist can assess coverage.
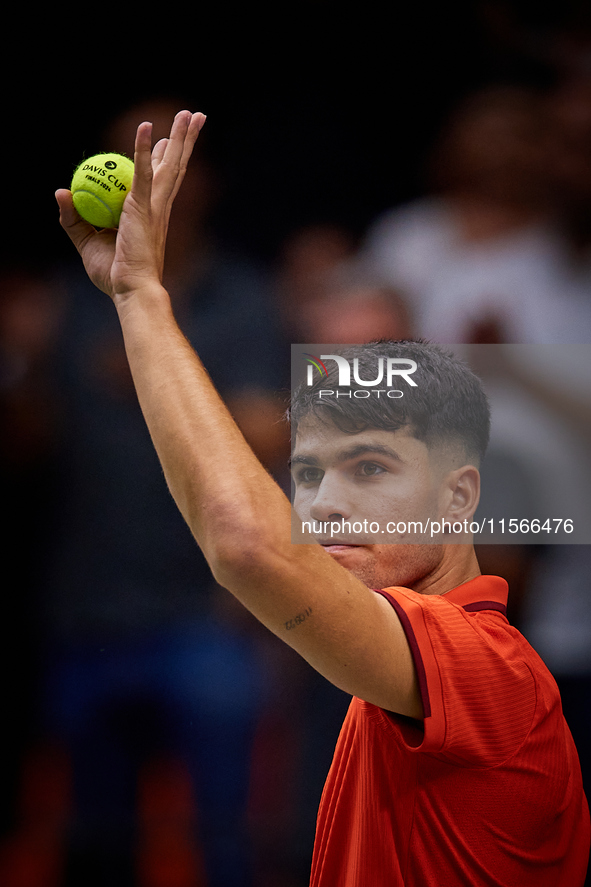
[70,153,134,228]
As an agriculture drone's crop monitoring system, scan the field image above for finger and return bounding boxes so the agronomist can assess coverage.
[152,137,169,171]
[172,113,206,204]
[178,113,206,176]
[154,110,192,181]
[55,188,98,252]
[154,111,203,185]
[131,121,154,206]
[157,111,206,203]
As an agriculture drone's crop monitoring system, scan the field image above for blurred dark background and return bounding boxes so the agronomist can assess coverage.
[3,1,574,271]
[1,3,591,886]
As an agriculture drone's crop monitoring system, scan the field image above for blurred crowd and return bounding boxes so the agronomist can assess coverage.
[2,15,591,887]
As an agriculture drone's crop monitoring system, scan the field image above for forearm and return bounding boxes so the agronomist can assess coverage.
[58,112,421,718]
[115,284,288,562]
[115,285,346,646]
[114,285,421,716]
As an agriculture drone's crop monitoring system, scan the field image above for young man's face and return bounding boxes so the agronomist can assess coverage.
[291,415,461,589]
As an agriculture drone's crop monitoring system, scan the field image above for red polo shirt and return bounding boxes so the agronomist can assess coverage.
[310,575,590,886]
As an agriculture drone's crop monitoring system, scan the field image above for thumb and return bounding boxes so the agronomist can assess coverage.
[56,188,98,252]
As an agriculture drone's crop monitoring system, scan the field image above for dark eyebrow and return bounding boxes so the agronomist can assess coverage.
[289,442,403,471]
[336,443,403,463]
[288,453,320,470]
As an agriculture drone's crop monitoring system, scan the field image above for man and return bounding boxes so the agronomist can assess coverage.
[56,111,590,885]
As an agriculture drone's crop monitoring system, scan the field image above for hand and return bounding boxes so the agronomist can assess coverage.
[56,110,206,302]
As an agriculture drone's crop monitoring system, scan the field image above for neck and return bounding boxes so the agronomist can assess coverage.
[412,544,482,596]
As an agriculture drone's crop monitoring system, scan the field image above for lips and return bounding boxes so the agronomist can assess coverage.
[320,541,364,553]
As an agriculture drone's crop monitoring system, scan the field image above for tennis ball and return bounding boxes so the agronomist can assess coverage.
[70,153,134,228]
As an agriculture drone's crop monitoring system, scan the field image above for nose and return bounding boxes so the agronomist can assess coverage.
[309,472,352,523]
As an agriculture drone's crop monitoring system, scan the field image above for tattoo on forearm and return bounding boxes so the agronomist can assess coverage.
[284,607,313,631]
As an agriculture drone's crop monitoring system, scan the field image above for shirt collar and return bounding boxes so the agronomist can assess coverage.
[380,574,509,615]
[441,575,509,615]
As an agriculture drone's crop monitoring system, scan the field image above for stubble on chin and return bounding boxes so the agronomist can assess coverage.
[345,543,444,591]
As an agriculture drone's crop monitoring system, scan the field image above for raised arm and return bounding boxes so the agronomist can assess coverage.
[56,112,422,719]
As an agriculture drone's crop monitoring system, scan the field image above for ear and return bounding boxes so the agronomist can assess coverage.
[440,464,481,523]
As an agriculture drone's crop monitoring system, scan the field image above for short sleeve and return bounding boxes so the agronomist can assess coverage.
[376,587,538,767]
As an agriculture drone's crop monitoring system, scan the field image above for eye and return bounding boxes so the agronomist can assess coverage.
[294,466,324,485]
[355,461,386,477]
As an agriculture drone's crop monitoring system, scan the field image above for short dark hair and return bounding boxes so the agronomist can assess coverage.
[289,340,490,463]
